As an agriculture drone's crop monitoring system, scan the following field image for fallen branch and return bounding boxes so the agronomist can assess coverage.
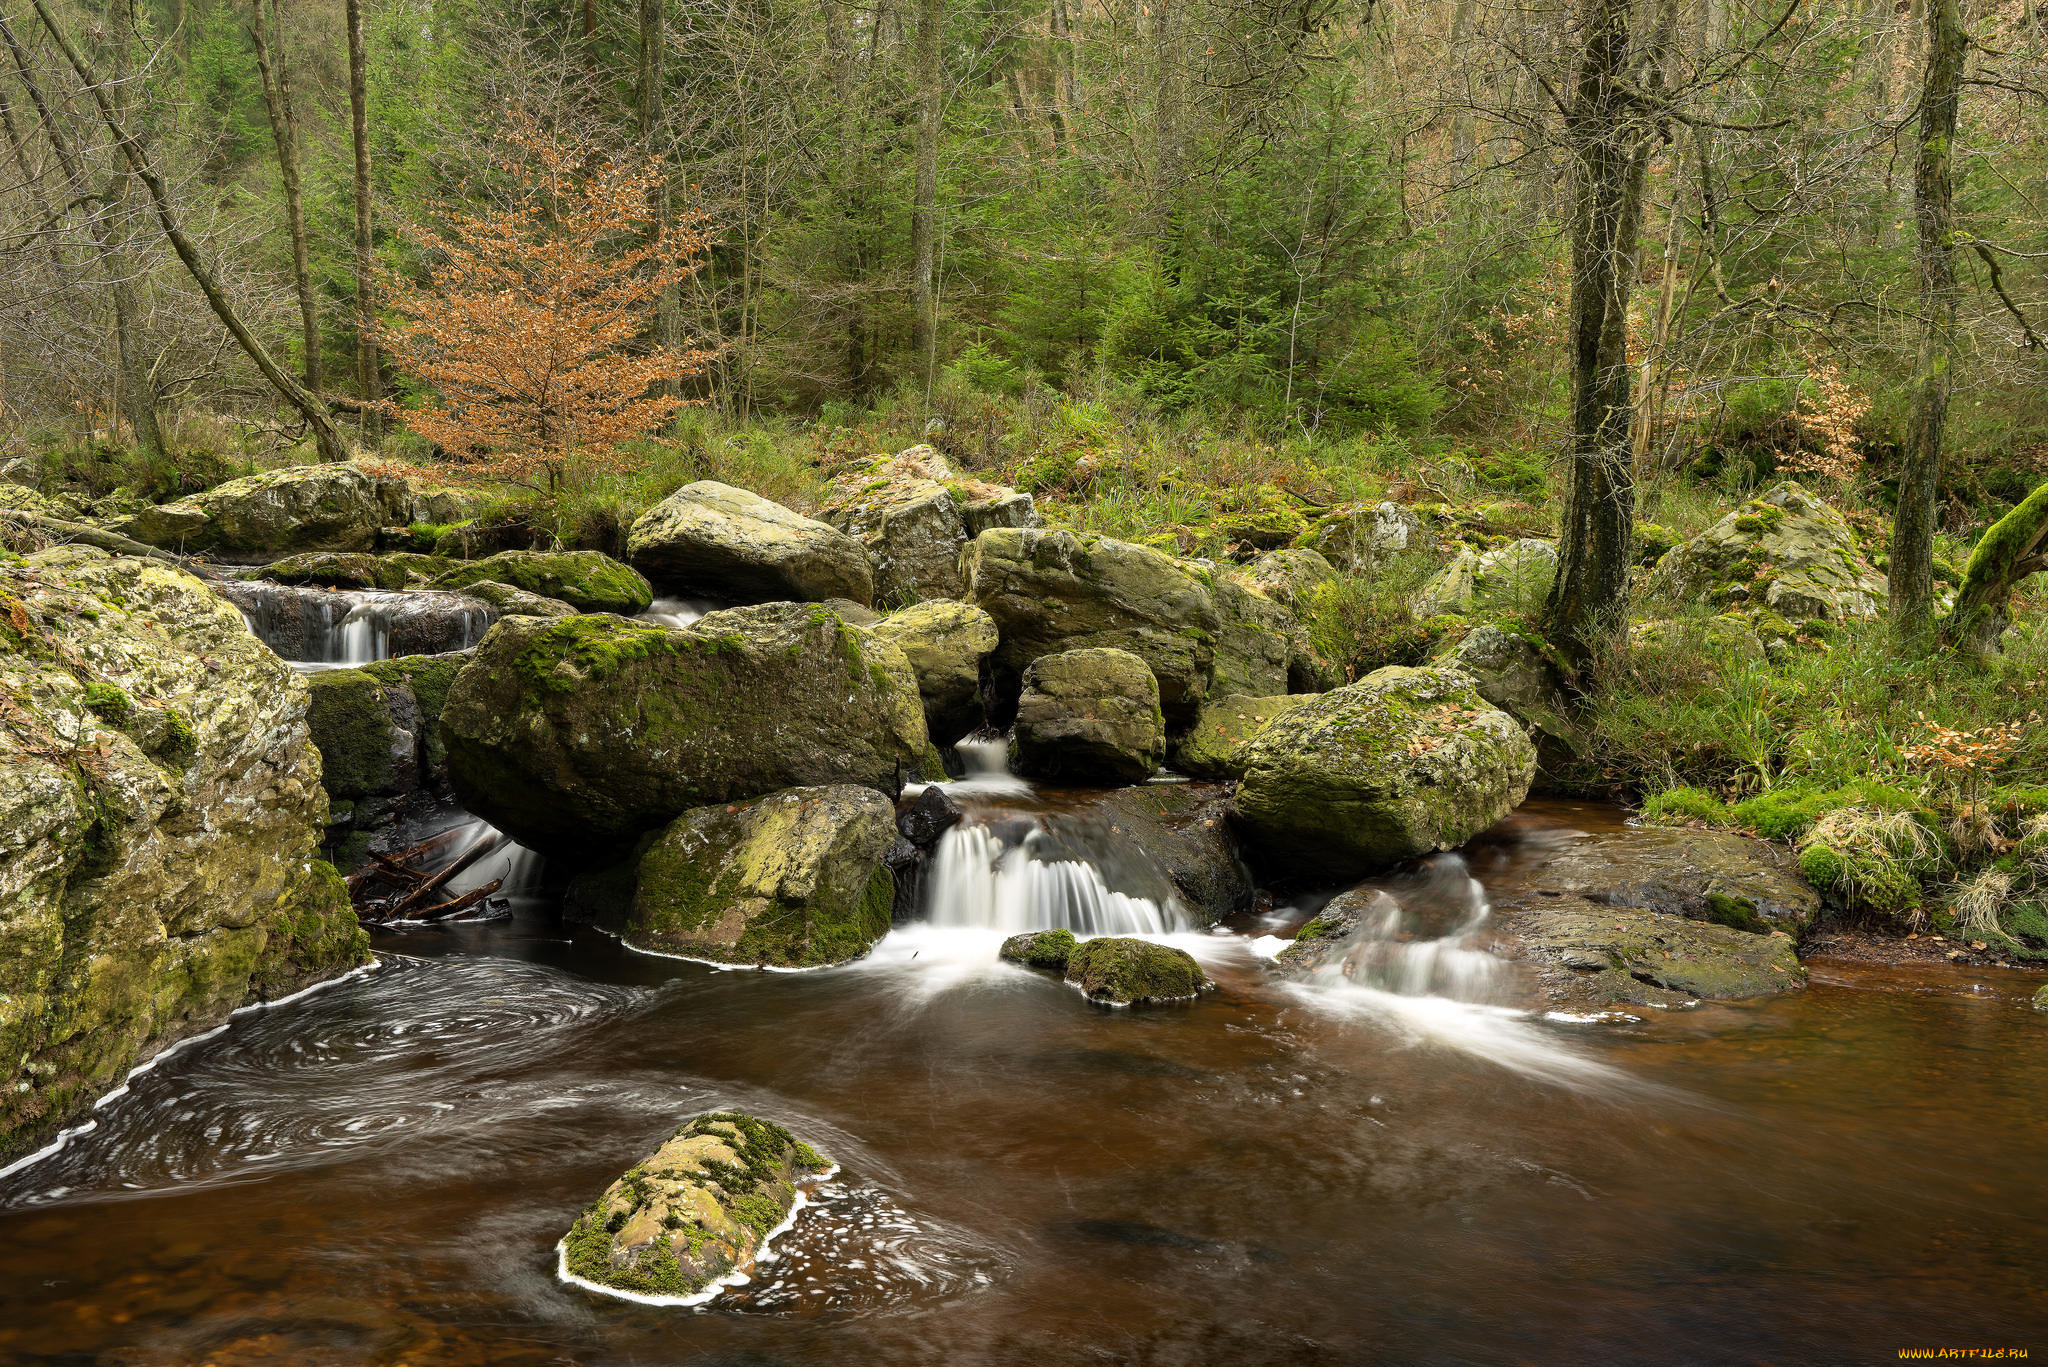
[386,830,502,919]
[413,879,503,921]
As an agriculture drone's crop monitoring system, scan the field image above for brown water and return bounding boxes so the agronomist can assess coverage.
[3,800,2045,1365]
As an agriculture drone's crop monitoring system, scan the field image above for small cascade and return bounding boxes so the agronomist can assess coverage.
[639,597,719,629]
[943,736,1031,797]
[221,583,494,667]
[923,822,1182,935]
[440,818,547,900]
[1302,855,1504,1003]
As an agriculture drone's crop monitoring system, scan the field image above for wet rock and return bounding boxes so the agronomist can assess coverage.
[1516,826,1820,932]
[2033,984,2048,1012]
[431,549,652,615]
[1000,927,1077,971]
[1501,896,1806,1009]
[450,579,577,620]
[1272,888,1401,975]
[440,604,927,858]
[625,785,898,967]
[306,669,424,800]
[1235,664,1537,880]
[561,1112,832,1300]
[0,547,369,1163]
[1648,481,1885,621]
[1010,647,1166,787]
[1295,501,1430,572]
[1230,548,1338,614]
[1434,626,1576,771]
[111,463,383,555]
[1210,578,1304,698]
[1415,538,1555,617]
[1091,783,1253,924]
[627,480,873,606]
[1064,937,1212,1005]
[897,784,963,847]
[870,599,1000,745]
[1171,694,1313,781]
[964,527,1222,725]
[258,551,419,591]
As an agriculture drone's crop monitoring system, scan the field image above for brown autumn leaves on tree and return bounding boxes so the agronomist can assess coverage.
[379,116,714,499]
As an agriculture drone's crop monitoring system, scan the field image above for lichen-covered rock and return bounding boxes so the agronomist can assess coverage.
[441,604,927,858]
[1010,647,1165,786]
[1063,937,1212,1005]
[627,481,873,605]
[431,550,652,615]
[258,551,419,591]
[111,464,383,555]
[959,489,1040,536]
[1502,896,1806,1009]
[625,785,897,967]
[1415,538,1556,617]
[870,599,999,744]
[1000,927,1077,971]
[1523,826,1822,932]
[0,548,369,1162]
[1648,482,1885,621]
[1434,626,1575,769]
[561,1112,831,1300]
[449,579,578,620]
[1171,693,1313,781]
[820,479,969,603]
[1231,548,1338,615]
[1235,665,1537,879]
[1295,501,1429,571]
[964,527,1221,724]
[1210,577,1305,697]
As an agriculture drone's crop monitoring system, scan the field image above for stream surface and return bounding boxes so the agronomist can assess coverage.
[2,799,2045,1364]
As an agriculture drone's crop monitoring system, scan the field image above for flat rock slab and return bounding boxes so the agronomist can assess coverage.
[1503,895,1805,1010]
[1514,826,1820,932]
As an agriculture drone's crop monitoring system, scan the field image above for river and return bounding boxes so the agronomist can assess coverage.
[1,799,2042,1364]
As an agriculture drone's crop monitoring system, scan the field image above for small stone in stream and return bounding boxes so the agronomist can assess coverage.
[2033,985,2048,1012]
[898,784,963,847]
[1000,928,1078,972]
[1063,937,1212,1006]
[560,1112,831,1301]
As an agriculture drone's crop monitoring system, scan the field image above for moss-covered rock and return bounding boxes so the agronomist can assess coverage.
[1415,538,1555,618]
[0,547,369,1163]
[627,480,873,606]
[1171,694,1313,781]
[1294,501,1429,572]
[1517,825,1821,932]
[1433,625,1577,774]
[1063,937,1211,1005]
[440,604,927,858]
[305,668,423,800]
[820,477,969,604]
[1010,647,1166,786]
[1272,887,1401,975]
[1629,614,1766,663]
[110,463,384,555]
[431,549,652,615]
[1648,481,1885,621]
[561,1112,832,1300]
[258,551,419,591]
[869,598,1000,745]
[1210,577,1306,698]
[1000,927,1078,971]
[1235,665,1537,879]
[1230,548,1338,615]
[448,578,578,620]
[1795,807,1936,920]
[964,527,1222,725]
[624,784,897,967]
[1503,896,1806,1009]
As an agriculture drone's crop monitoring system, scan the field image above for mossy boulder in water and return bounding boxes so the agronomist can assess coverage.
[561,1112,832,1300]
[964,527,1222,724]
[440,604,927,858]
[306,667,424,800]
[431,549,652,615]
[1063,937,1211,1005]
[0,548,369,1163]
[111,463,385,555]
[1648,482,1885,621]
[1009,647,1165,786]
[1272,887,1401,976]
[447,578,577,620]
[1235,664,1537,879]
[1001,927,1078,971]
[1172,694,1313,781]
[625,784,898,967]
[258,551,418,591]
[870,598,1000,744]
[627,481,874,606]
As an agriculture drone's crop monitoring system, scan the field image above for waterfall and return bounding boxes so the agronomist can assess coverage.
[442,819,547,899]
[222,584,494,667]
[1295,855,1505,1004]
[640,597,717,629]
[923,822,1183,936]
[943,736,1030,797]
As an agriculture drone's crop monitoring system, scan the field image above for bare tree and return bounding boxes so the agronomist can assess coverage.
[250,0,319,391]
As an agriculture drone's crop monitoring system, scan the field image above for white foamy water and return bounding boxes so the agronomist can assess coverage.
[639,597,718,629]
[923,823,1182,936]
[940,737,1032,797]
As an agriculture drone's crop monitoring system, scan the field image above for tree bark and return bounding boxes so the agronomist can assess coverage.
[251,0,319,392]
[1944,480,2048,660]
[1544,0,1667,672]
[638,0,679,398]
[21,0,348,462]
[909,0,943,384]
[1888,0,1963,643]
[346,0,380,440]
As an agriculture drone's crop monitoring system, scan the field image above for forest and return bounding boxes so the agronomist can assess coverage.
[3,0,2048,1355]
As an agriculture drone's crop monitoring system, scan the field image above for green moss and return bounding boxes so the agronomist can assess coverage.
[1063,936,1208,1004]
[156,709,197,765]
[1703,893,1770,935]
[1640,786,1732,826]
[516,616,684,694]
[82,681,131,724]
[1000,927,1077,970]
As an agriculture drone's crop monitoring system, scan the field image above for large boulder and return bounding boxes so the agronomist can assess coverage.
[1501,896,1805,1009]
[625,785,898,967]
[1063,937,1212,1005]
[0,548,369,1163]
[1171,693,1313,781]
[869,599,999,744]
[449,579,578,621]
[1295,501,1429,571]
[1434,626,1576,771]
[626,481,873,606]
[304,652,467,863]
[1415,538,1556,617]
[1648,481,1885,621]
[1235,664,1537,879]
[111,463,384,555]
[964,527,1222,724]
[1009,647,1165,786]
[430,550,652,615]
[561,1112,832,1301]
[440,604,927,858]
[1210,577,1306,697]
[1230,548,1337,615]
[1090,783,1253,923]
[820,479,969,603]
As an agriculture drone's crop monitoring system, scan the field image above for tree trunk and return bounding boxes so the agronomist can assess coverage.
[909,0,944,385]
[1544,0,1666,671]
[1944,481,2048,660]
[347,0,380,441]
[251,0,319,392]
[638,0,679,399]
[1888,0,1963,643]
[21,0,347,462]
